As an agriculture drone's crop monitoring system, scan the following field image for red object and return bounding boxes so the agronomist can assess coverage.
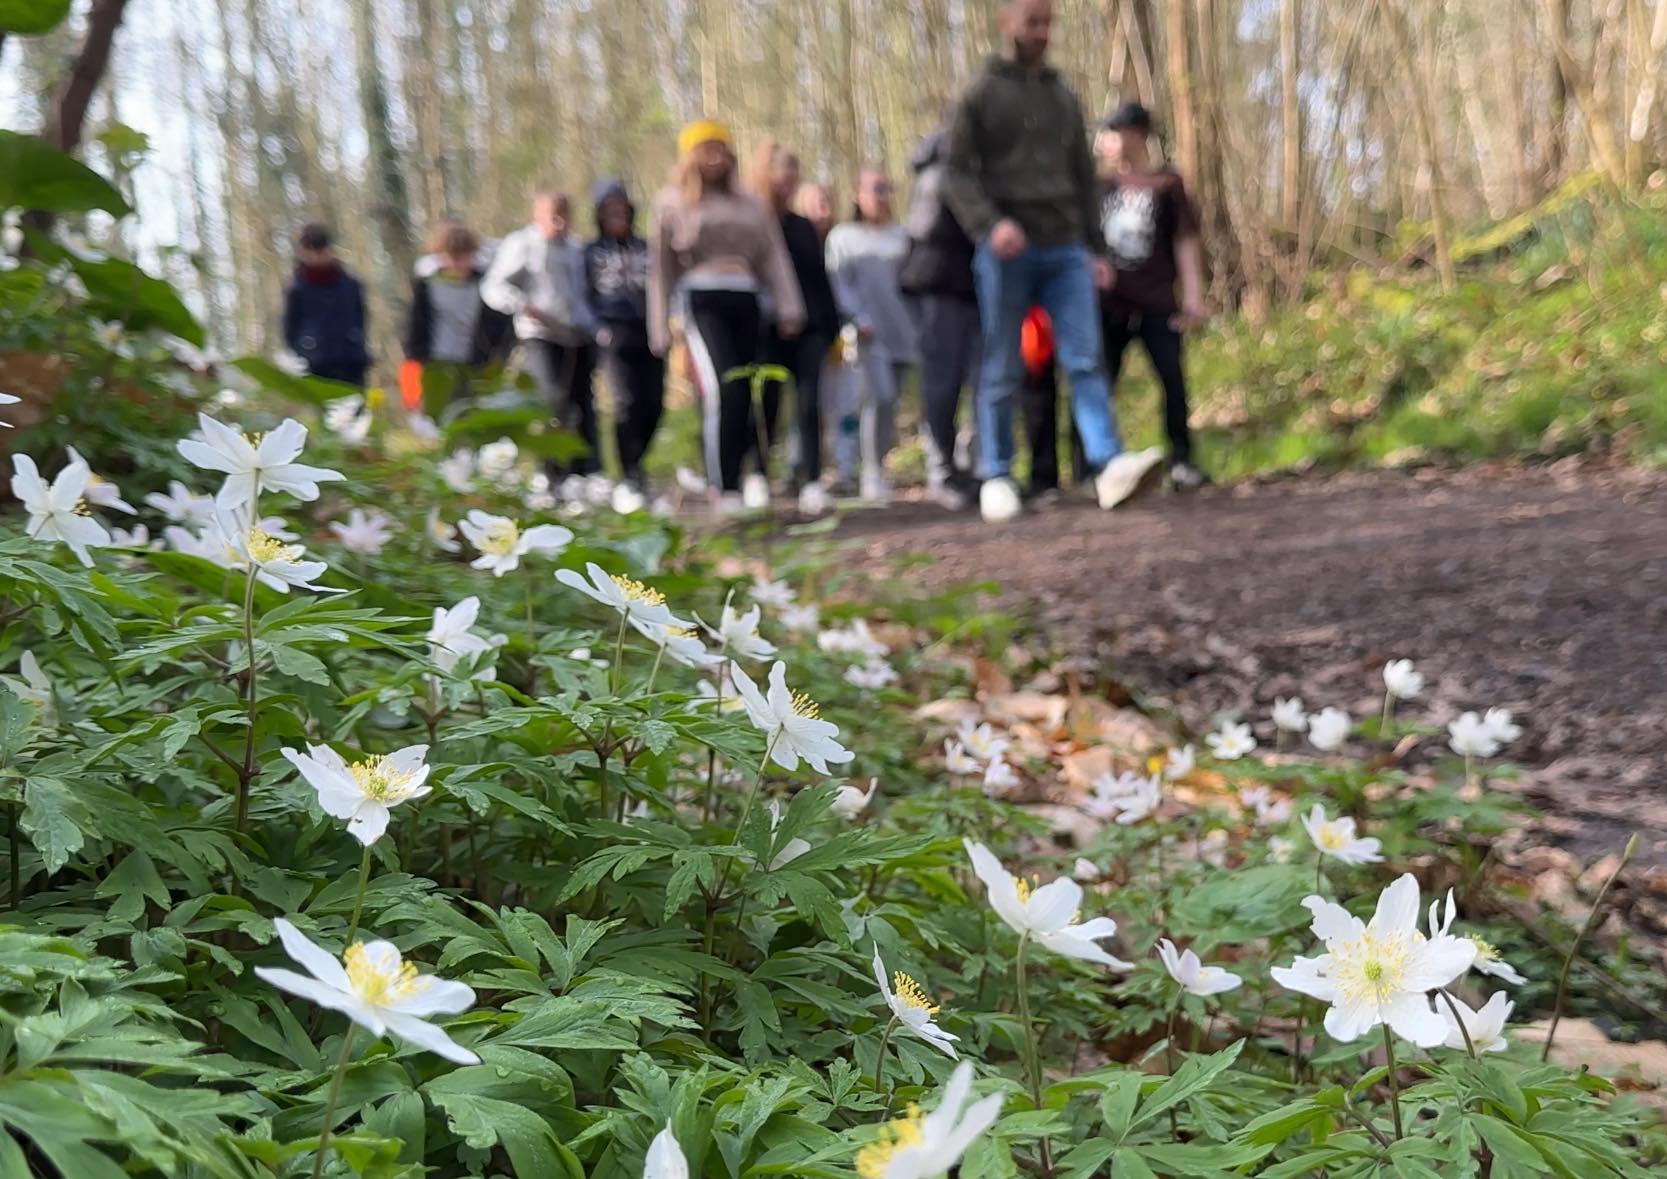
[400,359,424,410]
[1021,307,1054,376]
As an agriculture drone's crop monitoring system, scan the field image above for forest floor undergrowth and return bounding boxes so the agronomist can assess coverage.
[826,457,1667,870]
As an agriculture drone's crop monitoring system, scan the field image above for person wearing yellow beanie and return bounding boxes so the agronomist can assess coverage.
[678,119,733,159]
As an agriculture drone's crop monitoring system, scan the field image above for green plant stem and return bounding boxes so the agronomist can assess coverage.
[7,799,20,909]
[609,611,629,694]
[728,732,780,848]
[1165,990,1182,1138]
[873,1015,898,1094]
[1380,692,1395,738]
[1381,1024,1404,1140]
[644,641,666,696]
[1436,989,1477,1059]
[1542,834,1637,1062]
[344,844,373,946]
[235,562,260,834]
[1014,936,1053,1174]
[311,1025,358,1179]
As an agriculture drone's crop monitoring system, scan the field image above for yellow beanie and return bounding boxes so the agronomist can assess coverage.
[678,118,733,158]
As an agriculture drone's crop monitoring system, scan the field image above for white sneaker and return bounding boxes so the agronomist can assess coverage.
[860,472,892,504]
[797,483,831,516]
[715,492,749,518]
[741,473,771,510]
[1095,447,1165,510]
[610,482,646,515]
[980,477,1023,523]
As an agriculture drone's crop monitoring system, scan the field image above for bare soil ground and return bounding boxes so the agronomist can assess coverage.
[832,459,1667,866]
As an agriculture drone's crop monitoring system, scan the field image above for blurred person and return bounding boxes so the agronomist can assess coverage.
[1017,306,1086,502]
[1096,101,1211,489]
[901,125,981,510]
[649,119,805,512]
[944,0,1163,522]
[401,221,511,415]
[825,166,918,503]
[585,179,662,512]
[483,190,602,478]
[749,142,841,515]
[282,222,370,387]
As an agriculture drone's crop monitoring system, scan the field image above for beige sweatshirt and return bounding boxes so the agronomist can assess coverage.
[648,186,806,356]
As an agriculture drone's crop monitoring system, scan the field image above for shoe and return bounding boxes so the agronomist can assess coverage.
[826,477,858,500]
[1024,486,1062,509]
[860,472,892,504]
[611,481,646,515]
[741,473,771,510]
[797,483,831,516]
[715,492,749,518]
[1095,447,1165,510]
[1169,461,1211,491]
[980,477,1023,523]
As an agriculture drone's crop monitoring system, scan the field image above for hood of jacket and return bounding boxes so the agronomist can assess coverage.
[591,178,637,236]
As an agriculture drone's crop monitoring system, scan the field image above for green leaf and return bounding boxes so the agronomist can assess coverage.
[94,850,171,923]
[19,775,87,873]
[429,1090,572,1178]
[230,356,361,408]
[1132,1038,1246,1129]
[0,131,125,216]
[0,1,72,35]
[70,252,204,344]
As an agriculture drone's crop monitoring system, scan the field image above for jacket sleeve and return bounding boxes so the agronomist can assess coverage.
[757,205,806,330]
[281,282,301,354]
[1069,91,1107,256]
[824,227,867,328]
[647,196,679,357]
[943,86,1002,243]
[403,277,431,362]
[567,245,598,337]
[480,229,530,316]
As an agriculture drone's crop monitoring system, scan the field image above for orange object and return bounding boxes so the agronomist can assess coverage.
[399,360,424,410]
[1021,307,1054,376]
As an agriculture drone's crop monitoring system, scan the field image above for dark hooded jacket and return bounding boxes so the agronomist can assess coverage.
[899,130,977,301]
[282,261,370,375]
[584,179,651,348]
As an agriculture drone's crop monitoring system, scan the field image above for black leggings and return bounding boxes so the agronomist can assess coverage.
[525,339,600,476]
[601,339,665,484]
[761,328,832,485]
[1021,363,1086,493]
[1103,306,1192,464]
[684,288,763,492]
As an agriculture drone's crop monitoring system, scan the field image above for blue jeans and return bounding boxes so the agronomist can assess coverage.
[973,241,1122,480]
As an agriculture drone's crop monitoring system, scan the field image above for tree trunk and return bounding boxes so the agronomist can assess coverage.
[350,0,415,295]
[1279,0,1301,230]
[1163,0,1198,183]
[45,0,131,153]
[1545,0,1570,182]
[1380,0,1456,292]
[1626,0,1667,174]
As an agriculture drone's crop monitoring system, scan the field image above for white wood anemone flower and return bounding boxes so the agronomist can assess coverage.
[832,778,879,820]
[281,743,433,845]
[11,453,110,567]
[642,1121,689,1179]
[642,621,724,670]
[65,446,135,513]
[1271,873,1477,1047]
[1205,720,1256,760]
[177,413,345,508]
[0,390,17,425]
[458,509,572,576]
[1448,711,1501,759]
[1156,938,1244,996]
[1307,707,1351,752]
[1382,659,1424,700]
[963,839,1134,969]
[872,948,959,1059]
[702,599,777,662]
[1302,804,1383,865]
[557,562,691,638]
[750,575,796,610]
[144,479,217,526]
[1482,707,1522,746]
[730,661,855,775]
[255,918,478,1064]
[855,1060,1002,1179]
[1440,991,1512,1054]
[427,506,462,553]
[1164,744,1196,780]
[1271,696,1308,733]
[329,507,394,556]
[221,511,340,594]
[1427,889,1527,985]
[427,596,504,679]
[0,651,52,723]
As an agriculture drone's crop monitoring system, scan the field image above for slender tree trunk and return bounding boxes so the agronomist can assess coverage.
[351,0,415,304]
[1627,0,1667,175]
[1546,0,1570,182]
[1380,0,1456,291]
[1280,0,1302,230]
[45,0,132,152]
[1164,0,1198,183]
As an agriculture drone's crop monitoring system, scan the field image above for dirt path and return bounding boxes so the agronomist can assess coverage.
[834,460,1667,865]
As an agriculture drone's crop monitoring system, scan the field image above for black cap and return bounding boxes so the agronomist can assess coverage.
[1103,101,1153,133]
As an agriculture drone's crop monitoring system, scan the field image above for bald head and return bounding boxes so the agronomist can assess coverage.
[1002,0,1054,66]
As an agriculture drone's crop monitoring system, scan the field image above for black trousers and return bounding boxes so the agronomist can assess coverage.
[1102,305,1192,464]
[601,338,665,484]
[684,289,763,492]
[914,294,981,488]
[762,327,833,485]
[1021,363,1086,492]
[525,338,600,476]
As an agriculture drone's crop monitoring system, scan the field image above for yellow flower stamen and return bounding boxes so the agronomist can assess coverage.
[667,626,698,639]
[1466,934,1500,964]
[610,574,665,606]
[1331,929,1415,1007]
[343,942,425,1005]
[348,754,423,802]
[892,972,939,1015]
[478,518,521,556]
[1013,875,1039,904]
[790,690,820,719]
[246,528,302,565]
[856,1106,926,1179]
[1317,825,1350,851]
